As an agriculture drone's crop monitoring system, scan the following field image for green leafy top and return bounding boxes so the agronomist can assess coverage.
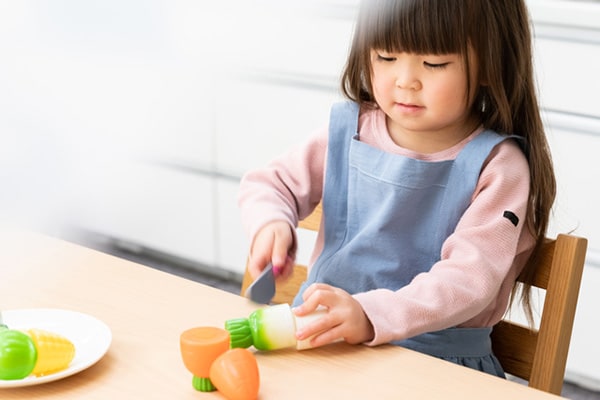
[224,318,254,349]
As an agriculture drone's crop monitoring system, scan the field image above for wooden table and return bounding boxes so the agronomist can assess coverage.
[0,228,564,399]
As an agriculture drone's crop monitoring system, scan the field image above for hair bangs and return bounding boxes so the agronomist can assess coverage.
[360,0,467,55]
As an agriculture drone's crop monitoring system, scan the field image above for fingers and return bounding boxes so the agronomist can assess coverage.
[309,325,345,348]
[293,284,339,343]
[246,237,272,279]
[294,283,334,315]
[248,221,295,279]
[271,233,291,269]
[293,284,375,347]
[273,255,294,279]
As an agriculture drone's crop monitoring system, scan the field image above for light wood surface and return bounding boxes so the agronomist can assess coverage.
[0,228,564,399]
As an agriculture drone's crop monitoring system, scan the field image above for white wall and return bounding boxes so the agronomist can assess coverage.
[0,1,357,274]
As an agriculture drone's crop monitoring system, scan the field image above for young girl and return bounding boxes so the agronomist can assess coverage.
[238,0,555,377]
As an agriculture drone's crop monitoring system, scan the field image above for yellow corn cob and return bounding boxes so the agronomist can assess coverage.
[25,329,76,376]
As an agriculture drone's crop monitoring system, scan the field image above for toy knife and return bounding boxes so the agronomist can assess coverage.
[245,263,276,304]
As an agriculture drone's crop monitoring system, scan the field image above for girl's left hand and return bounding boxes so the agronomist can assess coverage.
[293,283,374,347]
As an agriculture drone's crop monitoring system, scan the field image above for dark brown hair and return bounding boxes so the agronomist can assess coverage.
[341,0,556,323]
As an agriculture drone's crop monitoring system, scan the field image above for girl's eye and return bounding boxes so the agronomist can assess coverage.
[377,54,396,62]
[424,61,450,69]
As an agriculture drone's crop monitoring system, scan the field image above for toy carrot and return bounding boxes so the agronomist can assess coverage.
[209,348,259,400]
[179,327,230,392]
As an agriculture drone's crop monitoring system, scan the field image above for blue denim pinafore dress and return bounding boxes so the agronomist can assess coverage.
[293,101,507,377]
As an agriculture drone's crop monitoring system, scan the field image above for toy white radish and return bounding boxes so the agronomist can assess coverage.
[225,304,328,351]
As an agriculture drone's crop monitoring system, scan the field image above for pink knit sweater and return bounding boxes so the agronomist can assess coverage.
[238,107,534,346]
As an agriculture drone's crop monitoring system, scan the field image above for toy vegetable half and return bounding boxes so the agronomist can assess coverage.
[210,348,259,400]
[180,327,230,392]
[0,326,37,380]
[225,304,296,351]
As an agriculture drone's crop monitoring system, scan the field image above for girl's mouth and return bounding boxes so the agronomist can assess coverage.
[396,102,424,112]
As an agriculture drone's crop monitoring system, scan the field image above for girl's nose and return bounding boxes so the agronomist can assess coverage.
[395,67,422,90]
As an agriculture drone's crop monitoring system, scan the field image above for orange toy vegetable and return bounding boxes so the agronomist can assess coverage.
[209,348,260,400]
[179,327,230,392]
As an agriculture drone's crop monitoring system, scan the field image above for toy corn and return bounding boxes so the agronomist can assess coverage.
[26,328,76,377]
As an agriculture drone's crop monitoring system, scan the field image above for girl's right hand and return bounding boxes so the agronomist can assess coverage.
[247,221,296,281]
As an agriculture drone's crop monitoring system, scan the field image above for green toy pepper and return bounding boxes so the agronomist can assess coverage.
[0,325,38,380]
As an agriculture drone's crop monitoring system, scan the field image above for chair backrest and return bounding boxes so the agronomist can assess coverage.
[240,203,588,395]
[490,233,587,394]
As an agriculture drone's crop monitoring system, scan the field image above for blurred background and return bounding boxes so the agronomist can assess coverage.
[1,0,599,395]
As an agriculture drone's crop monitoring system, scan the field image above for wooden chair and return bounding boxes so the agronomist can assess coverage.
[240,203,588,395]
[490,233,587,394]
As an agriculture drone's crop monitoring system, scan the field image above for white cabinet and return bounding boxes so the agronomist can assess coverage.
[566,264,600,390]
[70,161,217,267]
[214,78,341,176]
[216,180,247,274]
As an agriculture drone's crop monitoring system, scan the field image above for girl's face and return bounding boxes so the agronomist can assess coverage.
[369,49,479,152]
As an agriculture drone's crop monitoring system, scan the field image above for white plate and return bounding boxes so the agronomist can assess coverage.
[0,308,112,388]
